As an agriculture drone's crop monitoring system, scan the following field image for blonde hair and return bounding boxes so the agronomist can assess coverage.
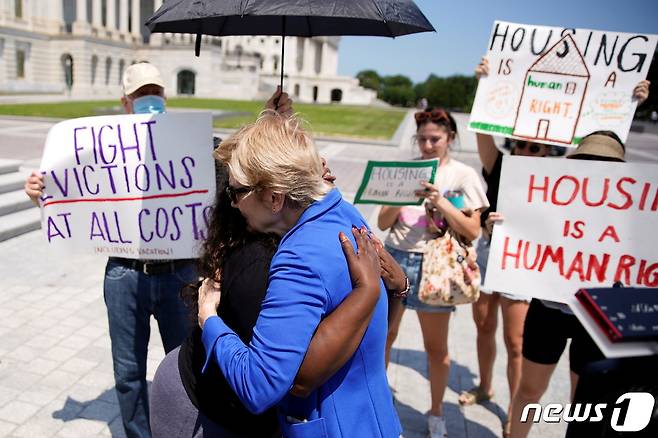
[213,111,329,209]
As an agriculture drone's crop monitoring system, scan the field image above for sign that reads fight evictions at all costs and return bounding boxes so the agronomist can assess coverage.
[485,156,658,304]
[354,160,438,206]
[38,112,215,260]
[468,21,657,147]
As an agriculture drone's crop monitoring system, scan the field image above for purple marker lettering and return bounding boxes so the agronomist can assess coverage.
[73,126,87,165]
[89,212,106,240]
[59,212,73,238]
[142,120,158,161]
[101,211,119,243]
[180,156,195,189]
[46,216,65,242]
[138,208,153,242]
[134,164,151,192]
[98,125,118,165]
[169,206,182,241]
[50,168,69,197]
[119,122,142,163]
[113,211,132,243]
[155,207,169,238]
[100,165,118,194]
[82,165,99,195]
[185,202,202,240]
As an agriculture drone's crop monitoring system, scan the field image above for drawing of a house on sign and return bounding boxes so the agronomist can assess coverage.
[512,34,590,144]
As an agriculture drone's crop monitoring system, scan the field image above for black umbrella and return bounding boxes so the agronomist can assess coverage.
[145,0,435,90]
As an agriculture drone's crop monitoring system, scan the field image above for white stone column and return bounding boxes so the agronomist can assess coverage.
[321,41,332,75]
[303,38,314,76]
[47,0,64,34]
[150,0,163,45]
[73,0,90,34]
[130,0,140,41]
[119,0,128,37]
[106,0,116,37]
[92,0,102,32]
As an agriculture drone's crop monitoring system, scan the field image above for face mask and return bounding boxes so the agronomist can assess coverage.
[132,95,166,114]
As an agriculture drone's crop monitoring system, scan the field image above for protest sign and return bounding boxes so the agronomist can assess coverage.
[485,156,658,304]
[39,112,215,259]
[469,21,657,147]
[354,160,438,205]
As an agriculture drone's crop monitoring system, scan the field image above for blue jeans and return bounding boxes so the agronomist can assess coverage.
[103,257,197,438]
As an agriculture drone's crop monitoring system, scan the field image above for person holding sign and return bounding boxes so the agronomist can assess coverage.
[197,112,402,437]
[466,58,651,438]
[459,58,553,433]
[378,108,489,438]
[23,63,295,438]
[507,131,637,438]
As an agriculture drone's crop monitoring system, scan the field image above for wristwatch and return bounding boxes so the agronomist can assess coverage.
[389,276,410,298]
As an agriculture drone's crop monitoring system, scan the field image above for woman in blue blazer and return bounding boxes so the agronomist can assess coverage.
[199,111,402,437]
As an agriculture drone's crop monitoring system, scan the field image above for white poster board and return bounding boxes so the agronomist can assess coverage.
[469,21,657,147]
[486,156,658,357]
[39,112,215,259]
[486,156,658,301]
[353,160,438,205]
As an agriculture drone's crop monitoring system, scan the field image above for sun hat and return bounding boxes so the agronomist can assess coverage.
[566,134,625,162]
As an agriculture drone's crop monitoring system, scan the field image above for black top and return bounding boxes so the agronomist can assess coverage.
[480,151,503,229]
[178,239,279,436]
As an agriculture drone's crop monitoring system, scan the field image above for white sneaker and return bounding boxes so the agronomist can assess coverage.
[428,414,448,438]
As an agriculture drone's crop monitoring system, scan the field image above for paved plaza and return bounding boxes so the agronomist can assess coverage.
[6,107,658,437]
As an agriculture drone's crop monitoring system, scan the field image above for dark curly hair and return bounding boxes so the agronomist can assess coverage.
[180,163,278,321]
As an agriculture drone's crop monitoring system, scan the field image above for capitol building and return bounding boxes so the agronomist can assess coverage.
[0,0,377,104]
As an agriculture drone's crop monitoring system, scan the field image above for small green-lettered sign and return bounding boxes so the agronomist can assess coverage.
[353,160,438,206]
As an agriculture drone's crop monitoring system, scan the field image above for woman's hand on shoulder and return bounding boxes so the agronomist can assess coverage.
[370,235,407,296]
[198,277,222,329]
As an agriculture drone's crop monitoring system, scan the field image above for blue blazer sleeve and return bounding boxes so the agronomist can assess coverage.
[201,247,327,414]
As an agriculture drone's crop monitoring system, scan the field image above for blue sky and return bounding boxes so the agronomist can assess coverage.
[337,0,658,83]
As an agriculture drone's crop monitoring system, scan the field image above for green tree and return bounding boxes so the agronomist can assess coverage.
[356,70,382,92]
[380,85,415,107]
[382,74,413,89]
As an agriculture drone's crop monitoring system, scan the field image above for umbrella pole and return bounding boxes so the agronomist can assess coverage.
[279,16,286,91]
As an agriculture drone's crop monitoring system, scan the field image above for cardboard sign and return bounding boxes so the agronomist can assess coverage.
[485,156,658,304]
[469,21,657,147]
[39,112,215,259]
[353,160,438,205]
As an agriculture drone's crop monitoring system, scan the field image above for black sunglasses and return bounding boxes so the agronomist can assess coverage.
[225,185,252,204]
[515,142,542,154]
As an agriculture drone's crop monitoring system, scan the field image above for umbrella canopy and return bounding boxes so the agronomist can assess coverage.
[146,0,434,38]
[145,0,435,90]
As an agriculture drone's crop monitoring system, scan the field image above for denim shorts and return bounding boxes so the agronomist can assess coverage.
[475,237,530,302]
[385,246,455,313]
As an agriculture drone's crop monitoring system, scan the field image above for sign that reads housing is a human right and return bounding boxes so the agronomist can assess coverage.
[485,156,658,304]
[469,21,657,147]
[38,112,215,259]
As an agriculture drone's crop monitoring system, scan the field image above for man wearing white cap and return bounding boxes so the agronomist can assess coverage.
[24,62,293,438]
